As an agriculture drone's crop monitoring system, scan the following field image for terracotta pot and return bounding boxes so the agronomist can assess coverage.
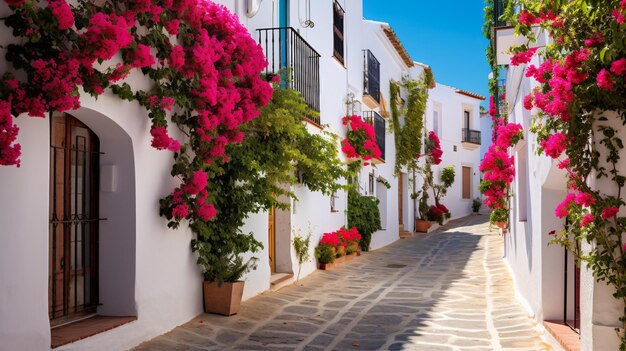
[337,246,346,256]
[203,281,244,316]
[319,262,334,270]
[334,255,346,264]
[415,219,432,233]
[495,221,507,229]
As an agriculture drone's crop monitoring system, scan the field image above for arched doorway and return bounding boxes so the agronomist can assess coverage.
[49,112,101,325]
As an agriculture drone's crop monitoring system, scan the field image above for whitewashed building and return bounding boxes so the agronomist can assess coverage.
[0,0,484,350]
[425,83,484,220]
[492,8,623,350]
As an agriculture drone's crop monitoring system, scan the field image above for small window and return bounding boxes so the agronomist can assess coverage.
[433,110,440,136]
[369,172,375,195]
[330,192,337,212]
[333,1,345,64]
[462,166,472,199]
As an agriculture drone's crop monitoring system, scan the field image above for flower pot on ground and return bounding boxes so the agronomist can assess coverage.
[472,197,482,214]
[415,219,432,233]
[203,281,245,316]
[318,262,334,270]
[315,243,335,269]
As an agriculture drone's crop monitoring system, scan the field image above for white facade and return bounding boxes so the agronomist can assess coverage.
[424,83,483,220]
[499,32,622,350]
[0,1,482,350]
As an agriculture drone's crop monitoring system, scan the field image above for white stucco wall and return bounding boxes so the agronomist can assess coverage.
[0,1,442,349]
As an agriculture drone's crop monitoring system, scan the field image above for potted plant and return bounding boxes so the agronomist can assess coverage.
[472,197,482,214]
[490,208,508,229]
[161,81,347,316]
[414,187,432,233]
[314,243,335,270]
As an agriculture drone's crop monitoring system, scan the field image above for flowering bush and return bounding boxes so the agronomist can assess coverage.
[316,227,362,260]
[341,115,382,166]
[426,204,450,225]
[0,0,272,220]
[494,0,626,344]
[0,0,275,283]
[479,122,523,224]
[425,131,443,165]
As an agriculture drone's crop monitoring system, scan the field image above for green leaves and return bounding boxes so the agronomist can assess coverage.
[347,188,381,252]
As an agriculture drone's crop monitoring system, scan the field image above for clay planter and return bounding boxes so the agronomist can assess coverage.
[334,255,346,264]
[203,281,244,316]
[415,219,432,233]
[495,221,507,229]
[319,262,334,270]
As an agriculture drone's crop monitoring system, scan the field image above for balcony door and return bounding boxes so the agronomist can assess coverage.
[49,113,100,326]
[464,110,470,130]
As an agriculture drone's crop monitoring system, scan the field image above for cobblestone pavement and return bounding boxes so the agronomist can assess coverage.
[135,214,552,351]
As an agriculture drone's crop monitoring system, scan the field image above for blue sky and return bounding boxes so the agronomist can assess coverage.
[363,0,491,107]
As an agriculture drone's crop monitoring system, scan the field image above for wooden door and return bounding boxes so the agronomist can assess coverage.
[49,113,100,325]
[398,174,403,229]
[462,167,471,199]
[268,207,276,273]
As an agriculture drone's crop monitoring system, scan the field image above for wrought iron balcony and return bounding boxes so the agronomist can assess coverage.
[364,111,385,161]
[363,50,380,106]
[462,128,481,145]
[257,27,321,124]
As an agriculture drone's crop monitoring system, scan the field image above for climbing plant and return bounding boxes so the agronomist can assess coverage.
[0,0,273,224]
[485,0,626,346]
[389,72,432,176]
[182,79,348,283]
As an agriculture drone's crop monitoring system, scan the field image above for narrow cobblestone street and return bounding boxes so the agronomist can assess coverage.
[135,215,552,351]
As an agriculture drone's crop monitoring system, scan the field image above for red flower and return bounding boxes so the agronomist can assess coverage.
[601,207,619,219]
[580,214,594,227]
[596,69,614,91]
[49,0,74,30]
[540,133,567,159]
[610,58,626,76]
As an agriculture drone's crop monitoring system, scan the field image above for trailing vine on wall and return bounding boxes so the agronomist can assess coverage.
[389,71,432,176]
[0,0,272,230]
[485,0,626,346]
[185,79,348,283]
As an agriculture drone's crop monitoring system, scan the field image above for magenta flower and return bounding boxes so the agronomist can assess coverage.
[540,133,568,159]
[610,58,626,76]
[596,69,614,90]
[601,207,619,219]
[580,214,594,227]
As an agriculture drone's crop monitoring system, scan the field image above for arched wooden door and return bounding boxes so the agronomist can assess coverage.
[49,113,100,325]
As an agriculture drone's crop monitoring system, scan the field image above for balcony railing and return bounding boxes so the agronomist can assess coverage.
[462,128,481,145]
[363,50,380,104]
[493,0,509,28]
[364,111,385,161]
[257,27,321,124]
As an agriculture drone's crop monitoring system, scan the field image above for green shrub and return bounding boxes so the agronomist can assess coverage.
[314,244,334,264]
[472,198,482,213]
[347,188,382,252]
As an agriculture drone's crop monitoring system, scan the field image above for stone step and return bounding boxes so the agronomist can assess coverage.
[270,273,294,291]
[399,231,414,238]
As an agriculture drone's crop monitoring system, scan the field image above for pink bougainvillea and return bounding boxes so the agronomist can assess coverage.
[540,133,568,159]
[511,48,538,66]
[341,115,382,162]
[426,131,443,165]
[0,0,273,223]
